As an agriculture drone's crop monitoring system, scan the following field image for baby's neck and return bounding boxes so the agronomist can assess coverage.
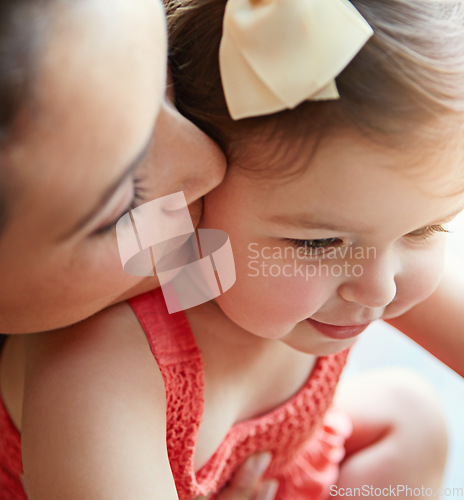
[185,300,316,388]
[186,300,317,446]
[186,300,273,355]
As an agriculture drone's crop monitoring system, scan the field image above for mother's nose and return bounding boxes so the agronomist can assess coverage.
[153,104,226,205]
[337,250,398,308]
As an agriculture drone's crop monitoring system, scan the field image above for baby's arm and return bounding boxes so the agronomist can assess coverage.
[387,255,464,376]
[21,303,179,499]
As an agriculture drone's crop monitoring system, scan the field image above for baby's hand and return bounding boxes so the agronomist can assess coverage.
[195,453,278,500]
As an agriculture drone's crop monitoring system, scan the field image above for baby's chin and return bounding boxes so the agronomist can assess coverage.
[281,334,357,357]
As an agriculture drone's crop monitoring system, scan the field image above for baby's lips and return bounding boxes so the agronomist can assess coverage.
[115,192,236,313]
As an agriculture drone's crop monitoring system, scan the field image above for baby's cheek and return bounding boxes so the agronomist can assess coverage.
[216,258,328,337]
[275,271,327,314]
[247,261,329,319]
[398,246,446,307]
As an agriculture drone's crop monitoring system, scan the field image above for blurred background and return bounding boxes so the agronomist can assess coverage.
[343,211,464,490]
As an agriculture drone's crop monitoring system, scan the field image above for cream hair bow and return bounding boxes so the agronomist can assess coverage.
[219,0,373,120]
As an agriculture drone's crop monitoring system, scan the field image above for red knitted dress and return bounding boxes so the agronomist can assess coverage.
[0,288,351,499]
[129,289,352,500]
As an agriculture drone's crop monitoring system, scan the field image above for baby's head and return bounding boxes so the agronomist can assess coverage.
[167,0,464,354]
[167,0,464,159]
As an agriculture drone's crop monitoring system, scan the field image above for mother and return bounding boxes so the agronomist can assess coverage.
[0,0,272,498]
[0,0,225,335]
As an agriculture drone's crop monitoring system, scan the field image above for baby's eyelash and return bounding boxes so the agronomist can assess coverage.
[406,224,449,240]
[94,177,145,236]
[286,237,342,257]
[285,225,449,256]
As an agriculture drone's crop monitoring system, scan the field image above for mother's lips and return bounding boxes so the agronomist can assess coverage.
[306,318,371,340]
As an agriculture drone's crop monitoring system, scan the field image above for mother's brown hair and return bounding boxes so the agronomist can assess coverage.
[0,1,49,233]
[0,0,50,344]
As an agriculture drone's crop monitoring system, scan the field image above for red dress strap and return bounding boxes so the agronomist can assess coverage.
[0,376,26,499]
[128,288,208,497]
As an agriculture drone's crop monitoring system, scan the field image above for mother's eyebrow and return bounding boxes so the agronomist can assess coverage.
[61,136,153,240]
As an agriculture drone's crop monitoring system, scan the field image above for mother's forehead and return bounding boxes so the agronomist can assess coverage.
[7,2,166,178]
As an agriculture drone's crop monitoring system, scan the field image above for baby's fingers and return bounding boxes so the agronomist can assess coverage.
[221,452,272,499]
[255,479,279,500]
[195,452,277,500]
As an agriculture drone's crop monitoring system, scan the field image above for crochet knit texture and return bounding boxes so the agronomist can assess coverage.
[0,288,351,499]
[129,290,351,500]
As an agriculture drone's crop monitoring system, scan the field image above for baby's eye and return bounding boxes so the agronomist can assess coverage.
[286,237,342,257]
[406,225,449,240]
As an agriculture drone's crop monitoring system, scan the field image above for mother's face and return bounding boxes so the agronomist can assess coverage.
[0,0,225,333]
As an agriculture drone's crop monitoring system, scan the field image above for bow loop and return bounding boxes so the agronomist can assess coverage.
[219,0,373,119]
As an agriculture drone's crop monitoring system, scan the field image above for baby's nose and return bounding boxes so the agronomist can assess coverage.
[337,251,398,308]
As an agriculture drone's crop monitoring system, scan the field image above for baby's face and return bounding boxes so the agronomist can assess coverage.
[200,131,464,355]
